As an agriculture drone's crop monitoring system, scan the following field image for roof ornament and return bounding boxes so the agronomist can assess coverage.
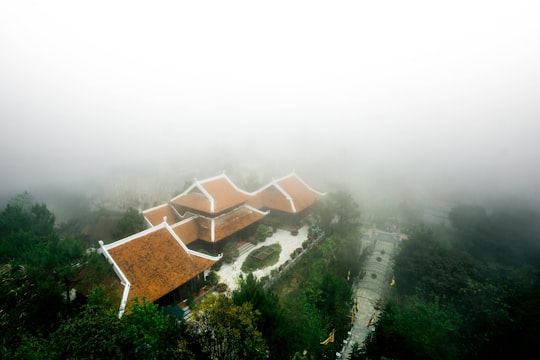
[163,216,167,224]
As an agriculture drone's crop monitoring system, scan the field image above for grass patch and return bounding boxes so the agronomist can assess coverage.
[241,244,281,272]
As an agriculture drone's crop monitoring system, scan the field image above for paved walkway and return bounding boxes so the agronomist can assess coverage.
[341,231,399,358]
[217,226,308,291]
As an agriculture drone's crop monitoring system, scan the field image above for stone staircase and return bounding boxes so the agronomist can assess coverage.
[238,242,256,256]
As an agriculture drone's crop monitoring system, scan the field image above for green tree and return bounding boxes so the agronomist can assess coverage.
[122,300,182,360]
[49,295,127,359]
[188,293,267,360]
[112,207,146,239]
[255,224,270,243]
[312,190,361,238]
[222,242,239,264]
[0,194,84,351]
[232,273,289,359]
[364,297,462,360]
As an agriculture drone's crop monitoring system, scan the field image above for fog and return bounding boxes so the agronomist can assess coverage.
[1,1,540,210]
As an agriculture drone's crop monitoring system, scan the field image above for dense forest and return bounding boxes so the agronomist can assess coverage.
[359,204,540,359]
[0,191,362,359]
[2,190,540,359]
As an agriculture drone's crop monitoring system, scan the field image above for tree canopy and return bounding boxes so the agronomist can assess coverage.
[363,204,540,359]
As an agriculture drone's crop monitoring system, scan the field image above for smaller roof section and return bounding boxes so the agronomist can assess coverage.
[170,173,252,215]
[143,203,182,227]
[195,205,268,243]
[256,172,325,213]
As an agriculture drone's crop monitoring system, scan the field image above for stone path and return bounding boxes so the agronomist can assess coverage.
[217,226,308,291]
[340,231,399,358]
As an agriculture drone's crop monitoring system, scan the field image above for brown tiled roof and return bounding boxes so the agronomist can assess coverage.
[277,175,322,212]
[214,206,266,241]
[261,186,294,212]
[143,204,180,226]
[245,192,263,209]
[106,227,216,302]
[259,174,323,213]
[171,191,210,214]
[171,176,250,214]
[171,219,199,245]
[194,206,266,242]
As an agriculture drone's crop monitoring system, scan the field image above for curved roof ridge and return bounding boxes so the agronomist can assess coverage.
[98,240,131,318]
[165,221,221,261]
[221,173,255,196]
[198,173,228,184]
[170,214,199,228]
[244,204,270,215]
[272,180,297,213]
[142,203,169,214]
[288,172,327,196]
[103,222,167,250]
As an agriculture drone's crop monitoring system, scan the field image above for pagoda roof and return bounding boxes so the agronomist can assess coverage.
[170,216,200,245]
[170,174,252,214]
[256,172,325,213]
[142,203,182,227]
[194,205,268,242]
[99,223,221,317]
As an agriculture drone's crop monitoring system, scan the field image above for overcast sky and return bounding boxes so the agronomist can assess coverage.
[1,1,539,202]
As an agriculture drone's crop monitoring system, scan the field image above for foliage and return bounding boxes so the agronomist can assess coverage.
[48,300,127,359]
[232,274,290,359]
[122,300,182,360]
[0,193,85,354]
[449,204,540,265]
[112,207,146,240]
[312,190,361,239]
[215,283,228,292]
[363,297,462,360]
[272,243,351,356]
[363,204,540,359]
[255,224,271,243]
[241,244,281,272]
[188,294,267,360]
[206,270,219,285]
[222,241,239,264]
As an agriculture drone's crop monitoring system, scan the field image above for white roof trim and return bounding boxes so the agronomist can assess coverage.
[169,202,184,219]
[165,222,222,261]
[103,223,167,250]
[221,173,255,196]
[170,179,199,202]
[211,218,215,242]
[142,203,169,214]
[170,178,216,213]
[272,181,297,213]
[195,180,215,213]
[286,172,327,196]
[144,217,153,228]
[244,204,270,215]
[98,240,131,318]
[164,222,193,254]
[170,214,200,228]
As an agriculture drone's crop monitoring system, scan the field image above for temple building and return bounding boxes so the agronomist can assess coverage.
[248,172,326,228]
[100,171,324,316]
[143,173,269,254]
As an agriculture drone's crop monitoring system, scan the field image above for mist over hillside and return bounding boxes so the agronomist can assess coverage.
[1,1,539,216]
